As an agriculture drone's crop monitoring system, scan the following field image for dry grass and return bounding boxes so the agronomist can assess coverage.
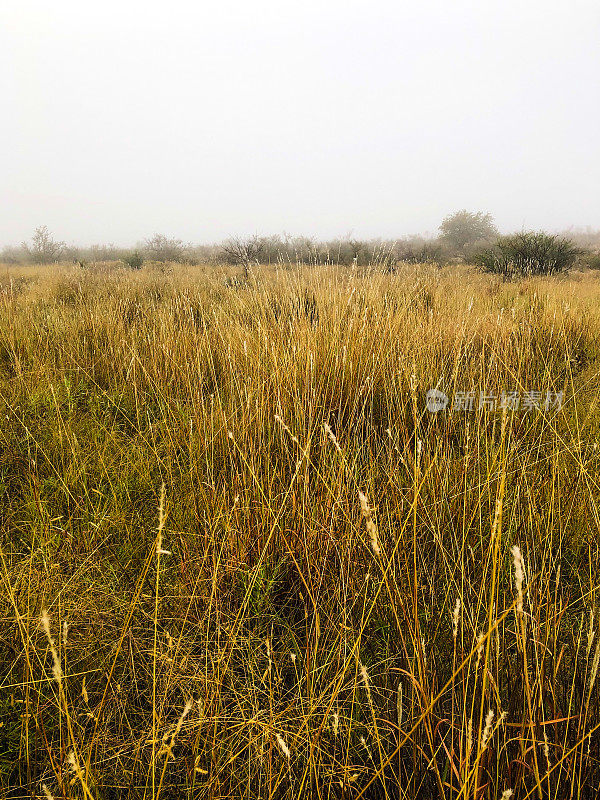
[0,260,599,798]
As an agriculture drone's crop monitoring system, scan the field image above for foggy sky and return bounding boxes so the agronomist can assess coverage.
[1,0,599,247]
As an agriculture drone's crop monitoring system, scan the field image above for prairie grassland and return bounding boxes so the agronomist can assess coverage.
[1,261,600,799]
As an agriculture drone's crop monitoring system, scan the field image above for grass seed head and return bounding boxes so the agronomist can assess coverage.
[276,733,291,761]
[511,544,524,616]
[358,491,380,555]
[481,709,494,750]
[452,598,461,640]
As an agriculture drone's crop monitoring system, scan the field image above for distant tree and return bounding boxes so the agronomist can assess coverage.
[475,232,580,277]
[439,210,498,252]
[123,250,144,269]
[143,234,186,262]
[88,243,124,262]
[220,236,265,268]
[0,245,23,264]
[577,250,600,270]
[395,239,449,266]
[22,226,65,264]
[348,239,365,261]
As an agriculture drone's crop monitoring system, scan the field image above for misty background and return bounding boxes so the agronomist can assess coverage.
[1,0,599,250]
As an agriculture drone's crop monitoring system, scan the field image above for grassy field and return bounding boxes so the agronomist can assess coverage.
[1,261,600,799]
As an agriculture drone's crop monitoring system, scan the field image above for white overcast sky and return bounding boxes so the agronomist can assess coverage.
[1,0,599,246]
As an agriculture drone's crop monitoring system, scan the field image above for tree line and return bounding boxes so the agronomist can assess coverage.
[3,212,600,275]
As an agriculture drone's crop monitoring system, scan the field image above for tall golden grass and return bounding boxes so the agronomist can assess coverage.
[0,260,599,798]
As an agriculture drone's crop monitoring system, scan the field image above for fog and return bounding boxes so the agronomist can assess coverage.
[1,0,599,247]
